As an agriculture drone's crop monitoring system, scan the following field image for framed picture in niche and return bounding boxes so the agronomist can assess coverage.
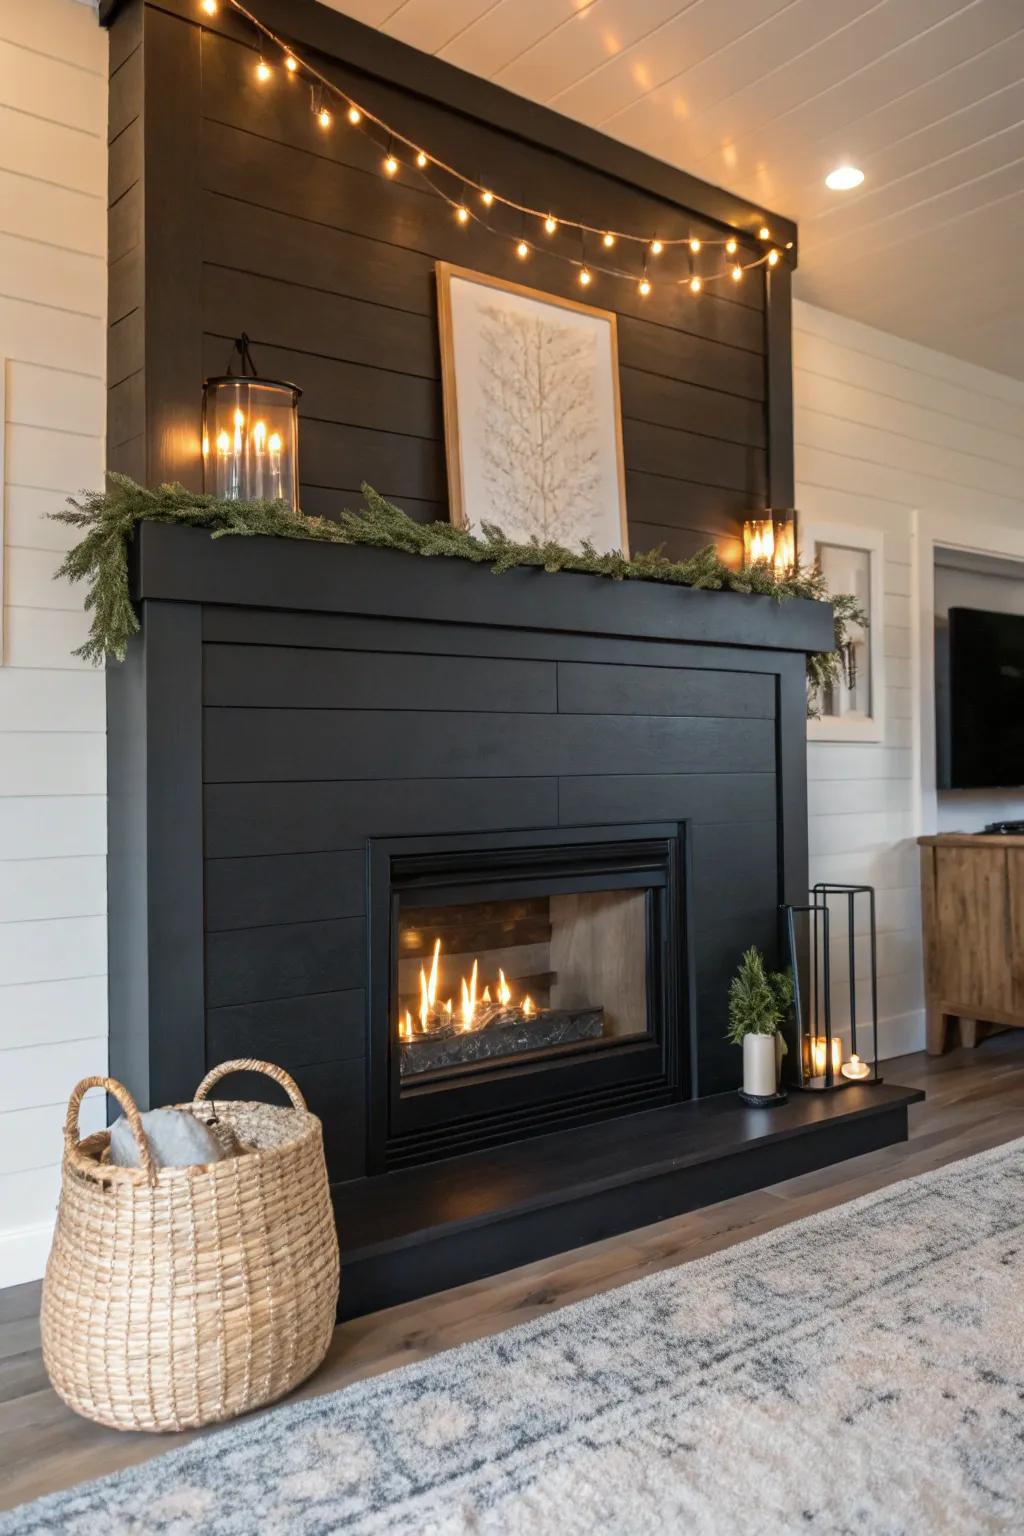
[436,262,629,555]
[800,520,885,743]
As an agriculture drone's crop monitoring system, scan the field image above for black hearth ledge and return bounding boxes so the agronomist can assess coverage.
[129,523,835,655]
[335,1084,924,1318]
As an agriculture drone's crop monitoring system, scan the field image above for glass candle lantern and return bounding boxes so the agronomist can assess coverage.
[202,375,301,509]
[743,512,796,576]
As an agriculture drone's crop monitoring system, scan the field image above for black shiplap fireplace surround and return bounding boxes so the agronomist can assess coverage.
[107,527,922,1315]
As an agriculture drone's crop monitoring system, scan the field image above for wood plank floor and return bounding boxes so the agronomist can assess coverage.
[2,1034,1022,1515]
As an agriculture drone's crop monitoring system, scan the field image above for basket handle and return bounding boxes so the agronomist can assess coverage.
[64,1076,158,1185]
[193,1059,308,1112]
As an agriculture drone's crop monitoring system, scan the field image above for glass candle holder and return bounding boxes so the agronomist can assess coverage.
[202,376,301,509]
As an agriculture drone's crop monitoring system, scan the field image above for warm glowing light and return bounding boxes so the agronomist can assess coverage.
[515,239,529,259]
[256,59,272,82]
[285,55,298,74]
[317,107,332,129]
[544,215,557,234]
[650,239,663,256]
[216,429,230,453]
[689,237,701,253]
[603,232,615,248]
[579,267,592,287]
[732,264,743,282]
[416,151,428,168]
[384,154,398,175]
[233,409,245,428]
[767,248,780,267]
[202,433,210,457]
[427,937,440,1008]
[419,965,430,1031]
[809,1035,843,1078]
[482,985,492,1003]
[268,431,282,453]
[522,995,536,1019]
[841,1053,872,1080]
[399,1009,413,1041]
[689,275,702,294]
[481,189,494,206]
[758,225,770,240]
[347,105,362,125]
[456,204,470,224]
[459,959,479,1031]
[252,420,267,452]
[825,165,864,191]
[497,969,512,1006]
[638,277,651,296]
[726,237,738,255]
[200,0,217,13]
[743,517,775,568]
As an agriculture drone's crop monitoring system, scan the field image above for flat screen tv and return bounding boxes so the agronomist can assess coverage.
[948,607,1024,788]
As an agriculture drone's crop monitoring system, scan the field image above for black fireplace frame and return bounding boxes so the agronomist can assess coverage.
[368,823,688,1169]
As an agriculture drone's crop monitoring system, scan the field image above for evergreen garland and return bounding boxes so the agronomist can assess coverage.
[52,475,863,709]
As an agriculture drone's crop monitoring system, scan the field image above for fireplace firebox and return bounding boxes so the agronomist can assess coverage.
[369,826,686,1169]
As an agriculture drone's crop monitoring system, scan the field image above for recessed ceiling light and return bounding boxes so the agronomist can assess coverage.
[825,165,864,191]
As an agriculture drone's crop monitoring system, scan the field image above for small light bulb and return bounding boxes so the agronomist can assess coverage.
[689,237,701,253]
[285,55,298,74]
[544,215,557,235]
[726,237,738,255]
[767,248,780,266]
[731,264,743,282]
[650,239,663,256]
[317,107,331,129]
[689,275,702,294]
[758,225,770,240]
[416,151,428,168]
[384,154,398,175]
[200,0,217,13]
[516,239,529,259]
[603,232,615,248]
[347,105,361,125]
[481,189,494,206]
[456,204,470,224]
[579,266,592,287]
[638,277,651,297]
[256,58,271,82]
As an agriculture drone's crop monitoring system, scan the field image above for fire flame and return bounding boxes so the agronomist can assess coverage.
[398,940,537,1038]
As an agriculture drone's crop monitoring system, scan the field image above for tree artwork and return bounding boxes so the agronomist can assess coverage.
[476,302,605,545]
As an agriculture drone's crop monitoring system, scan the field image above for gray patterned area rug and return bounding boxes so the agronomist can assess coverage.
[6,1138,1024,1535]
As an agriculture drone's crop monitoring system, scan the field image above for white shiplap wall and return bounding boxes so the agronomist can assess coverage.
[794,298,1024,1060]
[0,0,108,1286]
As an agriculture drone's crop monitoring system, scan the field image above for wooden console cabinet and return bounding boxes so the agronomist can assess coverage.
[919,833,1024,1054]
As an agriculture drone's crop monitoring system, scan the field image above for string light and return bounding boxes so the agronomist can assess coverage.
[205,0,792,296]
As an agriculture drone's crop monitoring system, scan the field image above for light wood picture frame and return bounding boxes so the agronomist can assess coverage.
[800,519,885,743]
[436,262,629,555]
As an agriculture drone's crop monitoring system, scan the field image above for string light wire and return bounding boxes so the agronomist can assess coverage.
[201,0,787,290]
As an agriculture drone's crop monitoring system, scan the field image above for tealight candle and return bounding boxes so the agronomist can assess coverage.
[808,1035,842,1077]
[841,1052,871,1081]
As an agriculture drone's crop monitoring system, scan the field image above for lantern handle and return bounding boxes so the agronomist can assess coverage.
[227,333,260,379]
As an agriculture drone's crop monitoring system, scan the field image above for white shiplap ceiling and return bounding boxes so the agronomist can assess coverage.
[321,0,1024,380]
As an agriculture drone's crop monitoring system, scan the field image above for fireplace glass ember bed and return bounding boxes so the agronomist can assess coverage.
[369,825,687,1169]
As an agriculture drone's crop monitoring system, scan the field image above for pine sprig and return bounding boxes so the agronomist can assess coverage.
[726,947,794,1044]
[52,476,864,707]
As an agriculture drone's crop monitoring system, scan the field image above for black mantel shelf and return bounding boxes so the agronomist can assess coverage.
[130,523,835,656]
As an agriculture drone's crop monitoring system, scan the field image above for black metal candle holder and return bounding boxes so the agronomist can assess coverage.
[781,883,883,1092]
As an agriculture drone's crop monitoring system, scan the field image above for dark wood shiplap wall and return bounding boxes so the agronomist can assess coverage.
[106,0,785,566]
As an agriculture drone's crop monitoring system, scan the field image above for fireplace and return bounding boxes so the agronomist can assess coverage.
[370,826,685,1169]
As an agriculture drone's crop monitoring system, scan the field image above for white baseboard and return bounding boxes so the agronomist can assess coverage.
[878,1009,926,1060]
[0,1218,53,1289]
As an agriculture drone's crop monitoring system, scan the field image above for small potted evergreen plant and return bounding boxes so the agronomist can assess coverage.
[727,947,793,1104]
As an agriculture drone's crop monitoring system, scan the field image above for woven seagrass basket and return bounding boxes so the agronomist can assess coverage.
[41,1059,340,1433]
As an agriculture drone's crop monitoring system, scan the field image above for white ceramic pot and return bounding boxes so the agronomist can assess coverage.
[743,1033,778,1098]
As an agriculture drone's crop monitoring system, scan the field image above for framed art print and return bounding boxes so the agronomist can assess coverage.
[436,262,629,555]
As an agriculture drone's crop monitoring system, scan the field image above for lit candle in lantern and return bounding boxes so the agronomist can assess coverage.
[231,408,245,498]
[808,1035,843,1078]
[841,1052,871,1080]
[251,419,267,501]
